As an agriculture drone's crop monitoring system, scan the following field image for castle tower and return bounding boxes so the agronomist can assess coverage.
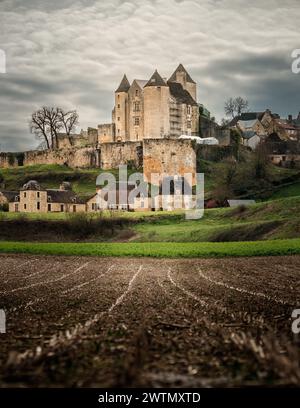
[144,70,170,139]
[114,74,130,141]
[168,64,197,102]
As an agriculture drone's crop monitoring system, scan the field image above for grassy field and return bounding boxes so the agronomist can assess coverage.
[0,238,299,257]
[1,196,300,242]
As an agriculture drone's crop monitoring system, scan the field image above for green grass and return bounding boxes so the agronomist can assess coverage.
[270,182,300,199]
[0,239,299,258]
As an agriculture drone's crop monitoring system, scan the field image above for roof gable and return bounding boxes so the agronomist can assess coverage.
[168,63,196,84]
[145,70,167,87]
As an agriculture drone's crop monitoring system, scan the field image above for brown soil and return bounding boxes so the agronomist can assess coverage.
[0,254,300,387]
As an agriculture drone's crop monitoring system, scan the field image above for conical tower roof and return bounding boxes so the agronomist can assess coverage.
[169,63,196,84]
[115,74,130,92]
[145,70,168,87]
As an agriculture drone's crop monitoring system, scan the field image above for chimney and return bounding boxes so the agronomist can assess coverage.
[60,181,72,191]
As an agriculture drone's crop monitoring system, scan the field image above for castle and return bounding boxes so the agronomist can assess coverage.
[90,64,200,144]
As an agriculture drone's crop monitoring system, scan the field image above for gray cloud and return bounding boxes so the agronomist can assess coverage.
[0,0,300,151]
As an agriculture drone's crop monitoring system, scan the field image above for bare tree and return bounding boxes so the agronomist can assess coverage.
[29,107,79,149]
[30,109,50,149]
[225,97,249,118]
[58,109,79,146]
[43,107,62,149]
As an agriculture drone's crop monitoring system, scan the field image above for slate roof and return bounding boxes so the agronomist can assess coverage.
[145,70,168,87]
[229,111,280,127]
[168,81,197,106]
[116,74,130,93]
[0,191,19,203]
[46,190,85,204]
[169,64,196,84]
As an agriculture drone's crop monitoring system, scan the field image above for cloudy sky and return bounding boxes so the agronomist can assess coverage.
[0,0,299,151]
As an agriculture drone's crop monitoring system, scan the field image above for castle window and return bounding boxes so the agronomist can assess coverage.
[187,106,191,114]
[117,117,120,121]
[117,104,120,108]
[37,192,40,198]
[133,102,140,112]
[134,117,140,126]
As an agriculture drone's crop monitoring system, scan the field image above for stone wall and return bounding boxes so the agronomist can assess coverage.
[100,141,143,170]
[24,147,101,168]
[143,139,196,185]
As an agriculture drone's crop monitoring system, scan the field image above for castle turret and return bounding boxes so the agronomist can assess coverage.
[168,64,197,102]
[143,70,170,139]
[114,74,130,142]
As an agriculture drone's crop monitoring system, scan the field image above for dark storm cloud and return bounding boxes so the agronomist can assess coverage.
[0,0,300,151]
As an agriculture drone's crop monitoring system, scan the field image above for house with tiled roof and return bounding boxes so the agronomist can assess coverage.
[97,64,200,143]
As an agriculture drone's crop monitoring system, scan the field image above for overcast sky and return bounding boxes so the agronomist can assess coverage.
[0,0,300,151]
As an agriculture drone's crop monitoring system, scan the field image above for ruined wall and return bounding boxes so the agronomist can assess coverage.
[0,152,23,168]
[100,141,143,170]
[24,147,101,168]
[143,139,196,185]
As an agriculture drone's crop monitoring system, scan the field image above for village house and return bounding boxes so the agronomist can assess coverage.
[8,181,86,213]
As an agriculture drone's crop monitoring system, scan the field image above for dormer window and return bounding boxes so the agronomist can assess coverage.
[47,196,52,202]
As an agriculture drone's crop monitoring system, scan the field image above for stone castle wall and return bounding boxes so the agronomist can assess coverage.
[24,147,100,168]
[2,140,200,186]
[100,141,143,169]
[143,139,196,184]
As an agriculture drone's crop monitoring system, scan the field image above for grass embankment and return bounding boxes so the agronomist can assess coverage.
[0,164,112,197]
[132,196,300,242]
[0,239,299,258]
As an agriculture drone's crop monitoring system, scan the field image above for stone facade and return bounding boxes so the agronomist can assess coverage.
[100,141,143,170]
[24,147,101,168]
[143,139,196,185]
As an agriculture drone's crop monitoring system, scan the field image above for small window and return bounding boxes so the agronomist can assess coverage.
[37,202,40,210]
[117,117,120,121]
[73,205,76,213]
[47,196,52,202]
[60,205,64,212]
[37,192,40,198]
[48,203,51,212]
[134,117,140,126]
[24,204,26,210]
[135,90,138,96]
[117,104,120,108]
[24,192,26,198]
[187,121,192,129]
[187,106,191,114]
